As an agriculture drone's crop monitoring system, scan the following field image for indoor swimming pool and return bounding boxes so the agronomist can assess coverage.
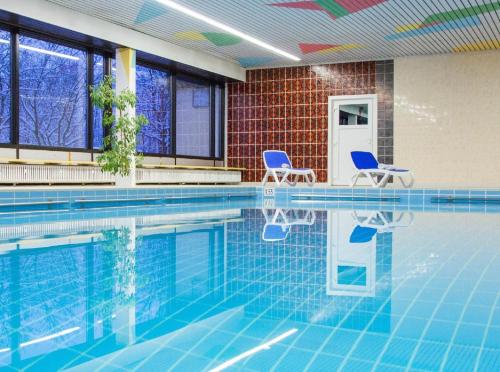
[0,195,499,371]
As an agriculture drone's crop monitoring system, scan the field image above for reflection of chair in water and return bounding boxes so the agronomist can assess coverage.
[262,209,316,242]
[352,210,414,233]
[349,225,377,243]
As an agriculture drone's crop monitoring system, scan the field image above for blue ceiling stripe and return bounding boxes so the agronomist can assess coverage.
[135,0,168,25]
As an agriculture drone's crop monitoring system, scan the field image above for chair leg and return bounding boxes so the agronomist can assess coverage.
[279,171,290,187]
[272,170,281,187]
[351,172,361,187]
[308,171,316,186]
[377,173,390,188]
[286,174,298,186]
[399,172,414,188]
[367,172,380,188]
[262,170,271,186]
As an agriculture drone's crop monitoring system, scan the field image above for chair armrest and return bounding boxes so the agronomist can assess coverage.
[379,163,395,170]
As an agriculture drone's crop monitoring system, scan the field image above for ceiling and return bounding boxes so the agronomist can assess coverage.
[47,0,500,68]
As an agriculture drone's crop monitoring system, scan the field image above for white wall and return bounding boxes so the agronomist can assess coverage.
[394,51,500,188]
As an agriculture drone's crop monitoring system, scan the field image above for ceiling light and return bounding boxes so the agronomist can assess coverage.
[0,39,79,61]
[210,328,298,371]
[154,0,301,62]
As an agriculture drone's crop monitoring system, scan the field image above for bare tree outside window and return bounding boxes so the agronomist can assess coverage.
[0,30,11,143]
[136,64,171,155]
[19,35,87,148]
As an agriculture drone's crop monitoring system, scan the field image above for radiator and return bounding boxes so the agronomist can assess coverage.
[136,168,241,184]
[0,163,114,184]
[0,163,241,185]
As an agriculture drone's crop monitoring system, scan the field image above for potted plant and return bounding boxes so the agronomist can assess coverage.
[90,76,148,178]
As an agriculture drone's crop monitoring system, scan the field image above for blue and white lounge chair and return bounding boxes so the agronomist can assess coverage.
[350,151,414,188]
[262,150,316,187]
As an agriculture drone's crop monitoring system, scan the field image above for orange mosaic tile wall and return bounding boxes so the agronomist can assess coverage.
[226,62,392,182]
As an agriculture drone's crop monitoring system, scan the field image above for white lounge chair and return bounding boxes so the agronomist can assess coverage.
[262,150,316,187]
[350,151,414,188]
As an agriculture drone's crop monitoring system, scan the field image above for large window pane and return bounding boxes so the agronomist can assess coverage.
[136,64,171,154]
[19,35,87,148]
[0,31,11,144]
[176,77,210,157]
[92,54,104,149]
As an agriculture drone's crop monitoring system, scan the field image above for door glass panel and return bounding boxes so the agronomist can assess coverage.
[339,104,368,126]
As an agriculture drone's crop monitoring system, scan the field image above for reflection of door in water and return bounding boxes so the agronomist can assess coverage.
[329,95,377,185]
[326,210,377,297]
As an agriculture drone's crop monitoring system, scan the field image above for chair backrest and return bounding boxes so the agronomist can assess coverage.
[262,224,290,241]
[349,225,377,243]
[263,150,292,169]
[351,151,379,170]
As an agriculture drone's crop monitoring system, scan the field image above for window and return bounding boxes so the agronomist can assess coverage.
[176,77,211,157]
[136,64,171,155]
[0,30,10,144]
[339,104,368,126]
[92,54,104,149]
[0,25,224,159]
[19,35,87,148]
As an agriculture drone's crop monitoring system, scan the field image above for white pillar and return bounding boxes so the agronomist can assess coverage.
[113,217,137,346]
[115,47,137,187]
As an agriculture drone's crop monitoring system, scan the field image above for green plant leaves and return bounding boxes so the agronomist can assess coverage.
[90,75,148,176]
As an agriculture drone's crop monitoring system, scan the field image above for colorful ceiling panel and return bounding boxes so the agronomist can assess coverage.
[175,31,242,46]
[47,0,500,68]
[299,43,362,54]
[269,0,387,20]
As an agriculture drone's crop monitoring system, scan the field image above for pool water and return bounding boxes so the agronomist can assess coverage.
[0,202,499,371]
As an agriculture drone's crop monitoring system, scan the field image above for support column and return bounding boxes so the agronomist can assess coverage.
[115,47,137,187]
[113,218,136,347]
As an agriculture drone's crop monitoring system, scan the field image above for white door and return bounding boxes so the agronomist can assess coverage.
[329,95,377,186]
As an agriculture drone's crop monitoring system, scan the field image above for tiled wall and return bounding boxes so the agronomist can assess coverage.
[394,51,500,187]
[227,61,394,183]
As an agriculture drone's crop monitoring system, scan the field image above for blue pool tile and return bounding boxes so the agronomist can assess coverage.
[463,305,492,325]
[484,327,500,349]
[394,316,427,339]
[271,349,315,372]
[454,324,486,346]
[442,345,479,372]
[351,333,389,361]
[375,363,405,371]
[322,329,359,356]
[342,358,374,372]
[307,354,343,371]
[380,337,417,367]
[410,341,448,370]
[424,320,455,342]
[477,348,500,372]
[293,325,333,351]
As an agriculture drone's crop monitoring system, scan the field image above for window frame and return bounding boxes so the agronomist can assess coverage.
[0,23,225,161]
